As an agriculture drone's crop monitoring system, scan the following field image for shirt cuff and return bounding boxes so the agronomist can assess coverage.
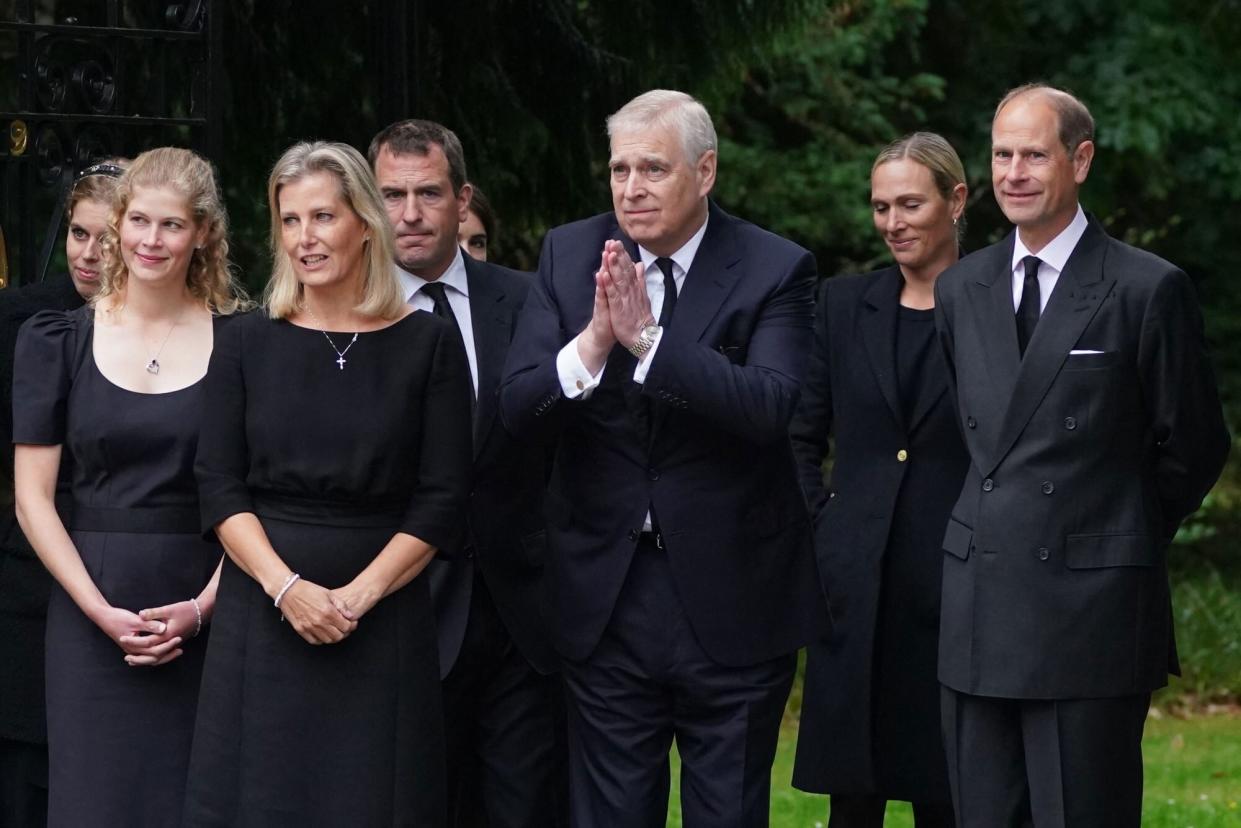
[557,335,605,399]
[631,327,664,384]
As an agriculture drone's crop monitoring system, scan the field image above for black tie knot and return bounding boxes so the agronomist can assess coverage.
[1016,255,1042,357]
[654,257,677,327]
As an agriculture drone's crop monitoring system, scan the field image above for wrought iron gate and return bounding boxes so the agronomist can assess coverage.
[0,0,220,288]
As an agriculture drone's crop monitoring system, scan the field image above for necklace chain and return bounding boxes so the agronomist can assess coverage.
[304,307,359,370]
[145,313,183,375]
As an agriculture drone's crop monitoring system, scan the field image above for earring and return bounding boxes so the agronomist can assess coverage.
[952,217,958,226]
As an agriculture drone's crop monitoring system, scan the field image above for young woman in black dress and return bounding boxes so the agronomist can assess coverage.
[790,133,970,827]
[184,141,472,826]
[13,147,245,827]
[0,158,126,827]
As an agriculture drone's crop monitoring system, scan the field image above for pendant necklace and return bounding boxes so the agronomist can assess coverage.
[304,307,359,370]
[145,313,183,374]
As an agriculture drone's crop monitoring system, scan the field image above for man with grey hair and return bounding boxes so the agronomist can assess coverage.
[501,89,827,825]
[933,83,1228,826]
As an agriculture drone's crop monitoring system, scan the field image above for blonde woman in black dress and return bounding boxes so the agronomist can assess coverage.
[790,133,970,827]
[13,147,244,827]
[184,141,472,826]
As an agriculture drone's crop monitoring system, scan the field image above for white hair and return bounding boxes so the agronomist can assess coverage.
[606,89,718,165]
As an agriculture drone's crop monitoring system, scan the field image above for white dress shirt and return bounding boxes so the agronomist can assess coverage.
[397,248,479,394]
[1011,205,1089,314]
[555,214,710,398]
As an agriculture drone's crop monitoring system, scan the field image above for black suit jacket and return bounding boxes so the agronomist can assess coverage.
[933,219,1229,699]
[499,201,827,668]
[0,273,84,744]
[790,267,967,798]
[425,255,556,677]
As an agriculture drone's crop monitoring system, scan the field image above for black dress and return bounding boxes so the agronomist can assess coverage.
[183,310,472,827]
[790,268,968,806]
[0,275,83,828]
[11,306,222,827]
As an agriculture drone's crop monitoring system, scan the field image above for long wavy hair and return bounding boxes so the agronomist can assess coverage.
[98,147,248,314]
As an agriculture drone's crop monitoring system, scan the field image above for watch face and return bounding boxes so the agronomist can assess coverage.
[642,324,660,339]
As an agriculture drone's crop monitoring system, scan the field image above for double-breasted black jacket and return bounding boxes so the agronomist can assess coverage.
[933,219,1229,699]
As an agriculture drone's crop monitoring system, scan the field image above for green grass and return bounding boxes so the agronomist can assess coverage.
[667,712,1241,827]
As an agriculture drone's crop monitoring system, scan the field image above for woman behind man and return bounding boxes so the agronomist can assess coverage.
[791,132,971,826]
[13,147,244,826]
[183,141,472,826]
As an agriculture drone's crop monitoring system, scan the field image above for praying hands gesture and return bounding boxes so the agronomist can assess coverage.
[576,240,656,373]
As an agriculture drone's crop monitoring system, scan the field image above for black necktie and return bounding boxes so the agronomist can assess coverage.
[422,282,475,407]
[655,257,677,327]
[1016,255,1042,356]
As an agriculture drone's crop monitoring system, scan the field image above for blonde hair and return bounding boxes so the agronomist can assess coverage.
[873,132,968,239]
[98,147,247,314]
[263,141,403,320]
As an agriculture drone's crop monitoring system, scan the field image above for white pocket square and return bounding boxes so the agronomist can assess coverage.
[1069,349,1105,355]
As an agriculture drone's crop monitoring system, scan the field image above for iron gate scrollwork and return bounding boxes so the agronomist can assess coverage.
[0,0,220,288]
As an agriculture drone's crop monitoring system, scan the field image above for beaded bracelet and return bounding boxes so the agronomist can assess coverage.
[190,597,203,638]
[273,573,301,615]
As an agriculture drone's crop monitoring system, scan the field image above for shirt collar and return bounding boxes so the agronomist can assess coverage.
[637,212,710,277]
[396,246,470,302]
[1012,205,1088,273]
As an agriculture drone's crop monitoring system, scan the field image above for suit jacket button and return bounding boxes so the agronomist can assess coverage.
[896,449,908,462]
[981,478,994,492]
[628,529,639,541]
[966,417,977,429]
[1038,547,1050,561]
[1042,481,1055,495]
[648,468,660,481]
[1064,416,1077,430]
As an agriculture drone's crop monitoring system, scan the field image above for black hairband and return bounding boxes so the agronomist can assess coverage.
[77,162,125,181]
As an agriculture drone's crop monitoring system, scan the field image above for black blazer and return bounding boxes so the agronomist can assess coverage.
[933,219,1230,699]
[499,201,827,667]
[425,255,556,677]
[790,267,967,799]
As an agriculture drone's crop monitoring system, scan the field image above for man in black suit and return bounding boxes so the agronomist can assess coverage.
[933,84,1230,827]
[369,120,563,828]
[499,89,826,827]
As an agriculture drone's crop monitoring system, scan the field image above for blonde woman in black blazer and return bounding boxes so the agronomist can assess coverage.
[790,133,968,828]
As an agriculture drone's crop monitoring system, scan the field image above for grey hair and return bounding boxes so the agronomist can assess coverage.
[994,83,1095,154]
[606,89,718,164]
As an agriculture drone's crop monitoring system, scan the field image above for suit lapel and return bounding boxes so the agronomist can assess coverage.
[650,203,742,445]
[986,222,1114,473]
[662,203,743,348]
[861,266,905,432]
[464,257,510,459]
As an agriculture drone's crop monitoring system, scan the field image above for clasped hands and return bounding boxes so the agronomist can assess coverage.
[276,577,378,646]
[578,240,656,372]
[96,600,199,668]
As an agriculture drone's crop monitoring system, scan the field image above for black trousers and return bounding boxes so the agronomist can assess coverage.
[441,575,567,828]
[827,793,954,828]
[563,536,796,828]
[940,687,1150,828]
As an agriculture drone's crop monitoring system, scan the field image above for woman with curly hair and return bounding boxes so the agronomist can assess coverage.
[12,146,247,827]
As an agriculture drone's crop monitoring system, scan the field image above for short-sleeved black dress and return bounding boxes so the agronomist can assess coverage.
[182,309,472,828]
[11,306,223,827]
